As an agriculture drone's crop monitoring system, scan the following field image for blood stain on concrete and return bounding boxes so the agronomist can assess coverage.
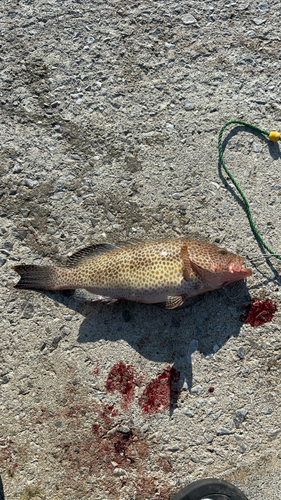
[93,361,100,376]
[92,423,101,434]
[135,477,171,500]
[106,404,118,417]
[138,365,181,413]
[240,298,277,326]
[18,373,172,497]
[0,439,19,478]
[105,360,135,410]
[50,398,170,497]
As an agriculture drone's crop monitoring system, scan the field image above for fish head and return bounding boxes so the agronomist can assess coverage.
[188,241,252,286]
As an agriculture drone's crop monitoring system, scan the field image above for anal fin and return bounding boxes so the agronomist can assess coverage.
[166,295,186,309]
[74,289,118,304]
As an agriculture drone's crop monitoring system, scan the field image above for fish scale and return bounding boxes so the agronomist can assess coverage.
[14,239,252,309]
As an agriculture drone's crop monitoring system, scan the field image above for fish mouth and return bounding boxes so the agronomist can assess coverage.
[228,256,252,277]
[229,262,252,278]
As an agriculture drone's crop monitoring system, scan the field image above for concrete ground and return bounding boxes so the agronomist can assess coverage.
[1,0,281,499]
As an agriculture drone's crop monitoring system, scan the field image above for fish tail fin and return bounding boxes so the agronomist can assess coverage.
[13,265,66,291]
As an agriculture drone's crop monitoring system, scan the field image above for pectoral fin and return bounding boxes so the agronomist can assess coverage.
[190,261,219,284]
[166,296,186,309]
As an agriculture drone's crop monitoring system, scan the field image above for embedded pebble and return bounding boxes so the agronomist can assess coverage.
[70,93,83,99]
[204,432,215,443]
[25,179,38,189]
[21,302,34,320]
[261,406,273,415]
[107,211,115,222]
[185,100,195,111]
[165,42,175,49]
[166,123,174,131]
[183,408,194,417]
[191,386,203,395]
[268,429,281,439]
[0,257,7,267]
[118,425,131,434]
[172,193,184,200]
[217,427,231,435]
[0,250,9,257]
[237,347,245,359]
[246,30,257,38]
[234,409,248,428]
[182,14,197,25]
[153,213,163,222]
[113,468,126,476]
[168,444,180,452]
[252,142,262,153]
[234,433,245,441]
[253,18,267,25]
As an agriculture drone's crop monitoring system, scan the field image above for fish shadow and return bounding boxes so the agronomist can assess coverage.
[52,280,251,414]
[0,474,5,500]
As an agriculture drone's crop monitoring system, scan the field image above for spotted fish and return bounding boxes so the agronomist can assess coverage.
[14,239,252,309]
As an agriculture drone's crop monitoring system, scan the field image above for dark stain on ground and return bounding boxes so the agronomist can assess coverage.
[105,361,135,411]
[125,152,142,172]
[138,365,181,414]
[11,57,50,85]
[0,439,19,478]
[240,298,277,327]
[104,361,182,413]
[20,484,44,500]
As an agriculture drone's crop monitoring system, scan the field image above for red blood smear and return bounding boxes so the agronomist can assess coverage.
[138,365,181,414]
[105,404,118,417]
[240,298,277,327]
[208,387,214,393]
[105,361,135,410]
[92,424,100,434]
[93,362,100,376]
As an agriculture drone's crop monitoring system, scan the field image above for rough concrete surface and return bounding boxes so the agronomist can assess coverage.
[1,0,281,499]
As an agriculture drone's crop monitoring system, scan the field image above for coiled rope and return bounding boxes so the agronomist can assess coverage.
[218,120,281,261]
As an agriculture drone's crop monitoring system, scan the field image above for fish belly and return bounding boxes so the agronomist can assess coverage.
[85,275,202,304]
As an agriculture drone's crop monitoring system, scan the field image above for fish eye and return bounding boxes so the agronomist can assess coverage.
[219,250,227,255]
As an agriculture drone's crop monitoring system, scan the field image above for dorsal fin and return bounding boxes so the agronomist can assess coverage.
[64,243,116,268]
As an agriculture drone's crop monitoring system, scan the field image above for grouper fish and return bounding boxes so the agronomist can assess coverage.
[14,239,252,309]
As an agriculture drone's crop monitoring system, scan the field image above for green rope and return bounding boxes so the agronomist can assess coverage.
[218,120,281,261]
